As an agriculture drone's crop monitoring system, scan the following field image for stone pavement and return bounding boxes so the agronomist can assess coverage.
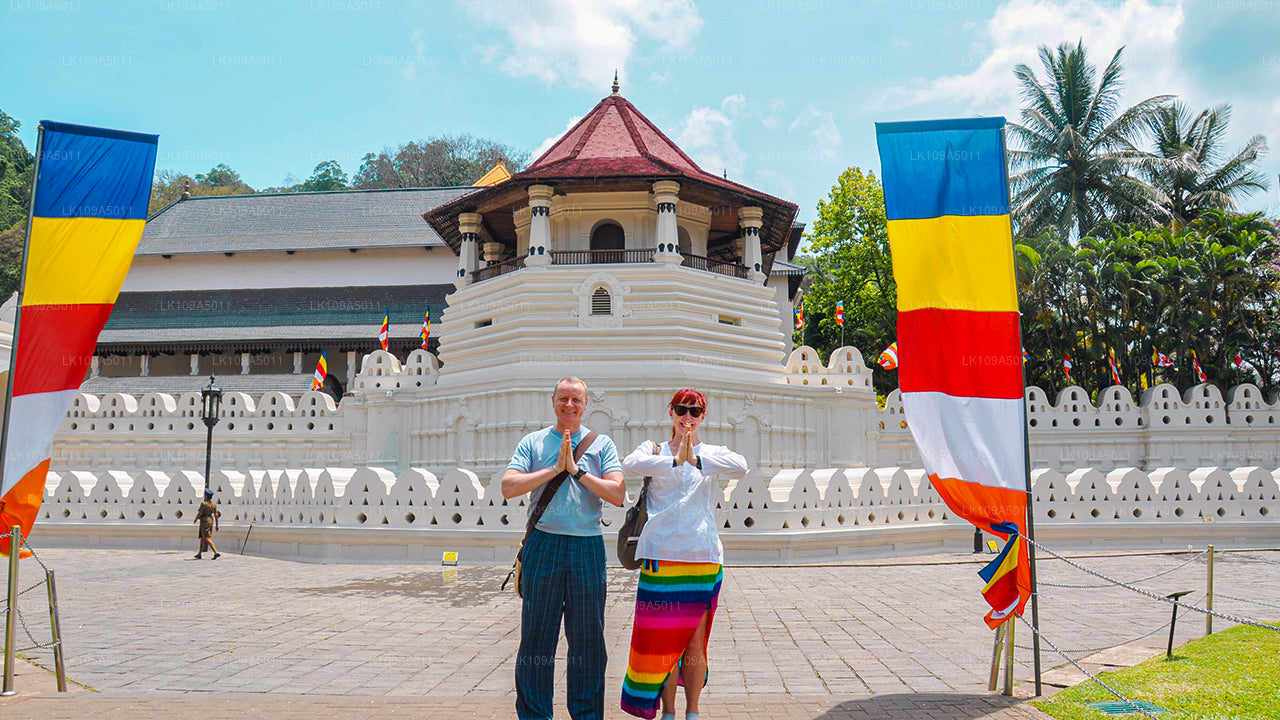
[0,545,1275,719]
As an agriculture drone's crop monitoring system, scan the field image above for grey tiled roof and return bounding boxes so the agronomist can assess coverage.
[140,187,477,255]
[771,259,806,276]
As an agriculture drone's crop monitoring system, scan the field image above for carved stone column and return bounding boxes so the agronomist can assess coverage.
[526,184,553,267]
[653,180,681,265]
[456,212,482,288]
[739,206,765,283]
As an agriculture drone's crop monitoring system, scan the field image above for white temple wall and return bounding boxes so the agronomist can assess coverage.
[52,343,1280,479]
[122,246,457,292]
[34,462,1280,563]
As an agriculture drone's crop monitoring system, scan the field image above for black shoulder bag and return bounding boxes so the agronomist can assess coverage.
[616,440,657,571]
[503,432,598,598]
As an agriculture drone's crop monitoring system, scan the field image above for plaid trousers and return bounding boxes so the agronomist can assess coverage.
[516,528,607,720]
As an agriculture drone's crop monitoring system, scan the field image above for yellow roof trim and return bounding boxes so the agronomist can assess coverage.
[473,161,512,187]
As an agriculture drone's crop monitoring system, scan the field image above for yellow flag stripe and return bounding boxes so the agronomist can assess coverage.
[24,217,146,306]
[888,215,1017,313]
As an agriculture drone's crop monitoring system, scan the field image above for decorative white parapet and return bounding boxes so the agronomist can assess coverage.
[51,344,1279,480]
[873,382,1280,472]
[34,462,1280,563]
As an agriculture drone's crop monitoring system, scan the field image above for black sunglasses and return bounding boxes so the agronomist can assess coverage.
[672,404,704,418]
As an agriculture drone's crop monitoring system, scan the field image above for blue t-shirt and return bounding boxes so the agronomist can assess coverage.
[507,426,622,537]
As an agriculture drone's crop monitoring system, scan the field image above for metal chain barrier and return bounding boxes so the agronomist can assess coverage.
[1212,592,1280,611]
[14,602,59,652]
[1028,538,1280,632]
[1019,615,1163,720]
[1014,592,1205,654]
[1038,548,1208,590]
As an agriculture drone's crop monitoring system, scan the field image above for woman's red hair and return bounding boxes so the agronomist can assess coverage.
[669,388,706,409]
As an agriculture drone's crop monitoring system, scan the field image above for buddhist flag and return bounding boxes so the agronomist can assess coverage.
[835,301,844,327]
[420,309,431,350]
[794,303,805,330]
[1021,346,1029,364]
[1190,350,1207,383]
[1108,349,1121,386]
[1231,352,1248,371]
[311,351,328,391]
[878,342,899,370]
[1063,354,1073,382]
[0,121,157,542]
[1152,346,1173,368]
[379,311,389,351]
[877,117,1030,629]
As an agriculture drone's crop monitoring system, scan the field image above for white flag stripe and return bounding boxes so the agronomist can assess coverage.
[1,388,79,495]
[901,391,1025,493]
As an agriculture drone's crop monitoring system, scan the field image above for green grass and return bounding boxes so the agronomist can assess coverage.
[1033,622,1280,720]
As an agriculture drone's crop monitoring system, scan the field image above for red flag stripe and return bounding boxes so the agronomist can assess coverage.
[898,308,1023,399]
[13,303,115,396]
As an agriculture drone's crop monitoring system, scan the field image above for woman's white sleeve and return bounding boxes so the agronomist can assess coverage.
[699,445,748,479]
[623,441,676,477]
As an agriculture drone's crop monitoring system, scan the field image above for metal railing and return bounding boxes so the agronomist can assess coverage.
[471,255,526,282]
[551,249,654,265]
[680,253,750,279]
[468,249,751,281]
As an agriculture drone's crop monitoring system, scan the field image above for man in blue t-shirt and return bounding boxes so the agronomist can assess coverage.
[503,377,625,720]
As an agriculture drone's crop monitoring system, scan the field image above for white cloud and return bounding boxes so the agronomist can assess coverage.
[460,0,702,90]
[754,168,798,202]
[675,95,747,178]
[530,115,583,163]
[788,104,842,160]
[873,0,1186,120]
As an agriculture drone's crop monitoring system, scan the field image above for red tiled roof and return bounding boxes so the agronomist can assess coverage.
[521,95,713,182]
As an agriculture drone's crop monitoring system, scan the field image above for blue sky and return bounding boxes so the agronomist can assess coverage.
[5,0,1279,226]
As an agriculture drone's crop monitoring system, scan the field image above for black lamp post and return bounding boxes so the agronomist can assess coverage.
[200,374,222,495]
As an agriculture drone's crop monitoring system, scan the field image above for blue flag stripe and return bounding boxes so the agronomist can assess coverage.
[34,123,159,220]
[875,118,1008,221]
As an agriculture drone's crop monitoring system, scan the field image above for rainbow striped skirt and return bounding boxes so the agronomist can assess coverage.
[620,559,723,719]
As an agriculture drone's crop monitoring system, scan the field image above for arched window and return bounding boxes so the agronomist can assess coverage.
[590,221,625,262]
[677,226,691,256]
[591,287,612,316]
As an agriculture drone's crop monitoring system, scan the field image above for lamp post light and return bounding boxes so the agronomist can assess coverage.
[200,374,222,495]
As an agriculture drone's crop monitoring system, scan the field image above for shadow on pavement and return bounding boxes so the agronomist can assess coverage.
[812,692,1038,719]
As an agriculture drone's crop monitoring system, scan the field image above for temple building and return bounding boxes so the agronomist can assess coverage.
[82,85,804,398]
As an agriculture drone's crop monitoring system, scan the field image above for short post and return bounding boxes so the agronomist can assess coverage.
[2,526,20,695]
[1002,617,1015,696]
[45,570,66,692]
[1205,545,1214,636]
[1166,590,1193,659]
[988,623,1005,691]
[973,527,983,553]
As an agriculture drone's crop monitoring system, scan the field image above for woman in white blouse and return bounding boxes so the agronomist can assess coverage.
[619,389,748,720]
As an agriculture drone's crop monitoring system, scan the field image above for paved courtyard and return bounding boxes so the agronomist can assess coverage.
[0,544,1276,719]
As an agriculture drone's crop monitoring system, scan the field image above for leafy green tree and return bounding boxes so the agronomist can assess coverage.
[1008,41,1170,238]
[1142,102,1268,227]
[0,110,34,299]
[796,167,898,393]
[352,134,529,189]
[297,160,349,192]
[149,164,256,214]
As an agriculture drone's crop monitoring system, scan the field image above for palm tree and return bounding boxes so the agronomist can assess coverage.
[1008,41,1171,239]
[1143,102,1268,227]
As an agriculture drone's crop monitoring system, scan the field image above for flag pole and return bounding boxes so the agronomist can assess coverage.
[1001,124,1042,696]
[0,123,46,492]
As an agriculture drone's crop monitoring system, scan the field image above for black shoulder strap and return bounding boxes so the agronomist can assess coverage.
[523,432,599,536]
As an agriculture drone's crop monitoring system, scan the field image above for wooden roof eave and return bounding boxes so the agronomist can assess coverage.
[423,172,798,256]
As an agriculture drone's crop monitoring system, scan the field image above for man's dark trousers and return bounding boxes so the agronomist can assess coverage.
[516,528,607,720]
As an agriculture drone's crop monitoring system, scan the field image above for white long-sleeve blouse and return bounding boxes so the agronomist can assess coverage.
[622,440,748,564]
